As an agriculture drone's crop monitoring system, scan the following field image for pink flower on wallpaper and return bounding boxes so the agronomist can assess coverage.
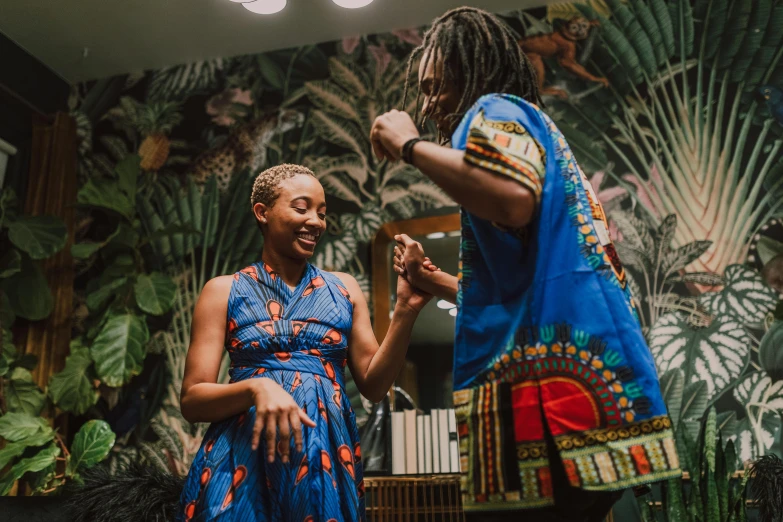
[391,28,423,46]
[206,88,253,127]
[368,43,392,76]
[589,171,629,208]
[621,165,665,220]
[342,36,361,55]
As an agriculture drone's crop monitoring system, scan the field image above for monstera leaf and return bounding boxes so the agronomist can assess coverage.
[700,265,778,326]
[649,312,749,398]
[90,313,149,387]
[66,420,115,477]
[5,368,45,416]
[48,343,99,415]
[7,215,67,260]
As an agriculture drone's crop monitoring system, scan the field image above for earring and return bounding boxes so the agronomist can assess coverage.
[261,218,267,223]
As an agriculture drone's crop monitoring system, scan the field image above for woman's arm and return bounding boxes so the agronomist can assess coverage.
[180,276,314,462]
[337,273,429,403]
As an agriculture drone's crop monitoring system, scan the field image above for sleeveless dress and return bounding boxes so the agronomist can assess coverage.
[450,94,681,512]
[177,263,365,522]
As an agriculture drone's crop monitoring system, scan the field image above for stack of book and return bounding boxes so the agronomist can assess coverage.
[390,409,460,475]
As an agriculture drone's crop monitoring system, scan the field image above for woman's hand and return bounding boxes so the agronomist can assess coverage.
[247,378,316,462]
[393,234,439,288]
[395,273,433,313]
[370,110,420,161]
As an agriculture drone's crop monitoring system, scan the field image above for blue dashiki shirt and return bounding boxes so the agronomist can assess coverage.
[450,94,681,512]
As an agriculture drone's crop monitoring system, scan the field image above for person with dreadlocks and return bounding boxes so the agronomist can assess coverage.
[372,7,681,521]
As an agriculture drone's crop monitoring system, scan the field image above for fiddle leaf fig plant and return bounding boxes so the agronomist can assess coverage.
[0,187,67,322]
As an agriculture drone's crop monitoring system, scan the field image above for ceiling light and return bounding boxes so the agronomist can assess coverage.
[449,308,457,317]
[332,0,374,7]
[242,0,287,14]
[426,232,446,239]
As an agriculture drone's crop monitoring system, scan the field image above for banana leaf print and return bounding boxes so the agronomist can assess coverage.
[547,0,783,276]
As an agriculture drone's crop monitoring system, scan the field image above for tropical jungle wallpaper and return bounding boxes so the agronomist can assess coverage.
[2,0,783,498]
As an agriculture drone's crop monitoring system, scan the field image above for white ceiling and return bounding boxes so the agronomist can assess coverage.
[0,0,553,84]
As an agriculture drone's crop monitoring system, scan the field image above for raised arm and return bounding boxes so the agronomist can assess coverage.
[370,110,536,229]
[180,276,314,461]
[337,272,430,403]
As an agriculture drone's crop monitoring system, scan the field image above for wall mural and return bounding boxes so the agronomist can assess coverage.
[6,0,778,487]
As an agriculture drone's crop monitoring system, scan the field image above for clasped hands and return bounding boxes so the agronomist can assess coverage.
[393,234,440,293]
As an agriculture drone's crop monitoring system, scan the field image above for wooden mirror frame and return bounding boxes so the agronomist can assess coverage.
[370,213,461,407]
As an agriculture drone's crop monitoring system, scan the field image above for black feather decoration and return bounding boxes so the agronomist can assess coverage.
[65,462,185,522]
[749,454,783,522]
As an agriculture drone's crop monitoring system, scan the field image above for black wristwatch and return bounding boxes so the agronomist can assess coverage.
[402,137,425,165]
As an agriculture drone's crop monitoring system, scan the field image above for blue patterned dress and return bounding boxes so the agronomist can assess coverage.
[449,94,681,512]
[177,263,365,522]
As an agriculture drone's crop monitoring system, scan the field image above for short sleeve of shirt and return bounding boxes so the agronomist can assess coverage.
[463,107,546,205]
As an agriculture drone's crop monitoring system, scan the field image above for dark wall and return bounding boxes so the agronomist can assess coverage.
[0,31,71,199]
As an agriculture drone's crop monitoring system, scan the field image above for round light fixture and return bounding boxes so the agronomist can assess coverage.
[242,0,287,14]
[332,0,374,8]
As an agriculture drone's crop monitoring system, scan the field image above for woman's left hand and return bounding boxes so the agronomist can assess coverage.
[370,110,420,162]
[395,273,432,313]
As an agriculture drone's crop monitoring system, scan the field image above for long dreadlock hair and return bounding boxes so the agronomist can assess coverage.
[402,7,543,139]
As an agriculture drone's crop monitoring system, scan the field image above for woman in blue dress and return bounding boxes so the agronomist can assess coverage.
[176,164,430,522]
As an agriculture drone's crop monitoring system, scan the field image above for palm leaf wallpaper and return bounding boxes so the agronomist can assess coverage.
[68,0,783,474]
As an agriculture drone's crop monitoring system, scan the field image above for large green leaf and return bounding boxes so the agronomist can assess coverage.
[628,0,667,66]
[86,276,128,312]
[134,273,177,316]
[649,0,675,58]
[0,430,54,469]
[0,443,60,496]
[660,369,684,426]
[606,0,657,77]
[7,216,67,260]
[717,0,752,71]
[6,367,45,416]
[0,254,53,321]
[90,313,149,387]
[67,420,115,476]
[669,0,694,58]
[0,412,52,441]
[729,0,773,82]
[680,380,709,423]
[759,321,783,380]
[310,110,367,159]
[48,344,98,415]
[649,312,749,398]
[700,265,778,326]
[0,249,21,278]
[78,177,134,220]
[0,290,15,328]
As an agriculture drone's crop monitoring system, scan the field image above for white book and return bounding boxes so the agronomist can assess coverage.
[448,408,460,473]
[431,410,441,473]
[438,409,450,473]
[423,414,433,474]
[417,415,425,474]
[405,409,418,474]
[391,411,406,475]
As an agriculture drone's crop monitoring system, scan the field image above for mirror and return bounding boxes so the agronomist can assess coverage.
[371,213,460,410]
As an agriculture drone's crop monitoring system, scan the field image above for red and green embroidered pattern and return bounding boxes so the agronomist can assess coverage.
[454,323,680,512]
